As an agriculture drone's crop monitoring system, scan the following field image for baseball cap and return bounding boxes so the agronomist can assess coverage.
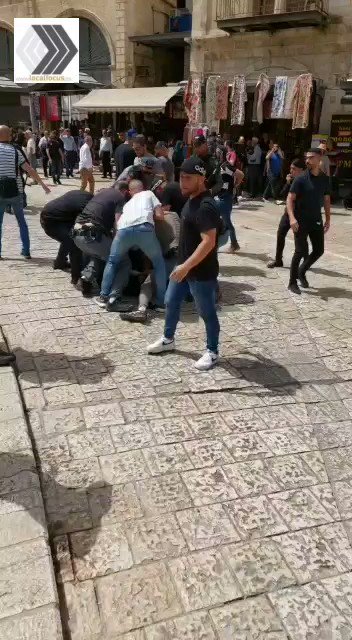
[180,157,207,176]
[193,134,207,146]
[140,157,157,170]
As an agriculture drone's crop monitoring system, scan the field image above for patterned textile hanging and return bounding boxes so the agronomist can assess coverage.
[216,79,229,120]
[206,75,220,132]
[252,73,270,124]
[230,75,247,126]
[292,74,313,129]
[283,77,296,119]
[184,77,203,125]
[271,76,288,119]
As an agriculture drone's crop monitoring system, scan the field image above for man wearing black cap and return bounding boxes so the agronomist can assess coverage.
[287,148,331,295]
[193,135,223,196]
[148,157,221,371]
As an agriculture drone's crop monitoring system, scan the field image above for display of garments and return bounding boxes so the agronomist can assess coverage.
[230,75,247,126]
[47,96,60,122]
[206,76,220,132]
[292,73,313,129]
[253,73,270,124]
[216,80,229,120]
[184,77,202,125]
[32,93,40,117]
[39,95,47,120]
[271,76,288,119]
[283,77,297,119]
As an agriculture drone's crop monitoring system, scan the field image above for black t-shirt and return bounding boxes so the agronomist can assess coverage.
[41,191,92,225]
[290,170,331,228]
[76,187,126,234]
[178,191,220,281]
[220,162,235,194]
[160,182,187,216]
[47,140,62,160]
[114,144,136,174]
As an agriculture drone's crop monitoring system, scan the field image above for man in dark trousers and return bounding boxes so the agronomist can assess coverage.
[148,157,221,371]
[40,190,92,284]
[267,158,306,268]
[287,148,331,295]
[114,132,136,176]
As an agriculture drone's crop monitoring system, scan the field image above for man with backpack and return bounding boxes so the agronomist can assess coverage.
[0,125,50,260]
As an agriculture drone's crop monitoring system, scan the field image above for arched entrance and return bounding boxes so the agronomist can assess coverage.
[0,27,14,78]
[79,17,111,86]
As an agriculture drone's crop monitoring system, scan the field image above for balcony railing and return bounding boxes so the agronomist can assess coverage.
[216,0,329,31]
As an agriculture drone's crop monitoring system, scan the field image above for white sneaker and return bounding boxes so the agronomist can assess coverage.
[194,350,219,371]
[147,336,175,354]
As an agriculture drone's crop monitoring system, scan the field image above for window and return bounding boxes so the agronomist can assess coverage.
[0,28,14,78]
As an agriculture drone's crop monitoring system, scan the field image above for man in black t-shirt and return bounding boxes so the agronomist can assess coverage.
[40,190,92,283]
[47,132,64,185]
[73,182,129,295]
[287,148,331,295]
[148,157,221,371]
[114,134,136,176]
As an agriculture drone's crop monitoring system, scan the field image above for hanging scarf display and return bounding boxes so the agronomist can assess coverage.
[271,76,288,119]
[206,75,220,132]
[47,95,60,122]
[184,77,203,125]
[216,79,229,120]
[283,77,296,119]
[39,95,47,120]
[292,73,313,129]
[230,75,247,126]
[252,73,270,124]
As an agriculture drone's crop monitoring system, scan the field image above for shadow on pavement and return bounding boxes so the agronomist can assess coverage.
[235,251,270,264]
[13,347,114,383]
[310,266,351,280]
[0,451,112,555]
[306,287,352,302]
[219,265,267,278]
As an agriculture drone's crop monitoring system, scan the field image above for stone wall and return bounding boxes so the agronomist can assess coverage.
[190,0,352,134]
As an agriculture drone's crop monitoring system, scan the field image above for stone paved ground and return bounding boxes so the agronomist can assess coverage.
[1,175,352,639]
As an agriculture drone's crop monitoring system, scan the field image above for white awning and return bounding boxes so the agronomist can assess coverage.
[73,86,181,114]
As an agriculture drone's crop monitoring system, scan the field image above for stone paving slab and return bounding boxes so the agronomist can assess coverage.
[0,181,352,638]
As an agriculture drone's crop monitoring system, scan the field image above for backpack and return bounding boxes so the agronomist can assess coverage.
[0,145,19,199]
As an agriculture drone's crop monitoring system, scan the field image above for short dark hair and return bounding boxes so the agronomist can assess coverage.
[291,158,306,169]
[117,181,129,191]
[307,148,322,156]
[133,134,146,146]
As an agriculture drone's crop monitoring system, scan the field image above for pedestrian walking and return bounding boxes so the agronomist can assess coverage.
[62,128,77,178]
[79,136,95,195]
[267,158,306,268]
[287,148,331,295]
[25,130,38,185]
[263,143,284,202]
[0,124,50,259]
[47,132,64,185]
[99,130,113,179]
[38,130,50,178]
[246,137,263,198]
[172,141,184,182]
[217,160,241,253]
[148,157,221,371]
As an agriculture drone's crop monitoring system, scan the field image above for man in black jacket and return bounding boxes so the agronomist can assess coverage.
[114,132,136,176]
[267,158,306,269]
[40,190,92,283]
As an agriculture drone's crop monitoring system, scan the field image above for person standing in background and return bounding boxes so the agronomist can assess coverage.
[155,141,175,182]
[25,130,37,185]
[38,131,50,178]
[99,129,113,179]
[114,131,136,176]
[62,128,77,178]
[79,135,95,195]
[172,141,184,182]
[319,141,330,176]
[263,143,284,202]
[47,131,64,186]
[77,129,85,150]
[246,137,263,198]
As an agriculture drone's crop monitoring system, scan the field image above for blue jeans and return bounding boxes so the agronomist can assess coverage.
[0,195,30,256]
[101,223,166,306]
[217,192,238,247]
[164,278,220,354]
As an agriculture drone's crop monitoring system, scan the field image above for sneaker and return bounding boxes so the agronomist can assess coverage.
[194,350,219,371]
[288,283,301,295]
[267,259,283,269]
[276,200,285,205]
[94,295,109,308]
[262,198,270,203]
[120,309,148,324]
[0,348,16,366]
[225,243,240,254]
[298,270,309,289]
[106,296,132,313]
[23,253,31,260]
[80,277,93,297]
[147,336,175,354]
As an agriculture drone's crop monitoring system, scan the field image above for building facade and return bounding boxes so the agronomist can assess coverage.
[189,0,352,135]
[0,0,185,87]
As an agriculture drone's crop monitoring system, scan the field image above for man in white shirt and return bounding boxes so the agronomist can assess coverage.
[26,130,37,184]
[79,136,95,195]
[62,128,77,178]
[97,179,166,308]
[99,129,113,179]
